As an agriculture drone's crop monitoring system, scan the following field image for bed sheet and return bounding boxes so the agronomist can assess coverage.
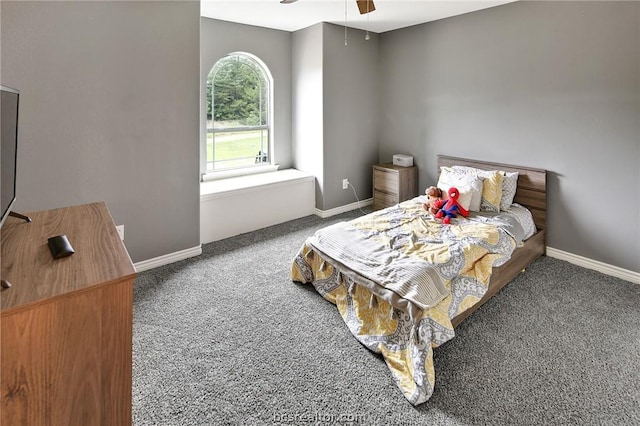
[291,198,532,404]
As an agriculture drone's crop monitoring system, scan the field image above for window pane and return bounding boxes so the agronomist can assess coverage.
[206,129,269,172]
[211,56,268,129]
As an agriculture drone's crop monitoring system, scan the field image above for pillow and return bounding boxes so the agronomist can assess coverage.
[450,166,504,212]
[479,171,503,212]
[500,171,519,211]
[437,167,484,212]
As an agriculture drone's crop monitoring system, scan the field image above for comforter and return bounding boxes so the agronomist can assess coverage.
[291,198,526,405]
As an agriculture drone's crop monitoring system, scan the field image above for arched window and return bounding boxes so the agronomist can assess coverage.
[205,53,272,174]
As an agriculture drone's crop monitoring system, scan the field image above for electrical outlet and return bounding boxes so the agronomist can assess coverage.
[342,178,349,190]
[116,224,124,241]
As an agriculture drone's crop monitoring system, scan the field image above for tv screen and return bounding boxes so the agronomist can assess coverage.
[1,85,19,229]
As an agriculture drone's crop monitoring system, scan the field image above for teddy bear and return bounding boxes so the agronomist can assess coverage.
[434,187,469,224]
[422,186,444,214]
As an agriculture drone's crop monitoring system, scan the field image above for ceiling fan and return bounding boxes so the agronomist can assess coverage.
[280,0,376,15]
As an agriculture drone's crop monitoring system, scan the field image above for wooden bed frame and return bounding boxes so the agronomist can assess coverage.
[437,155,548,327]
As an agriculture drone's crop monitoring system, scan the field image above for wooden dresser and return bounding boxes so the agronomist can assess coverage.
[1,202,137,425]
[372,163,418,210]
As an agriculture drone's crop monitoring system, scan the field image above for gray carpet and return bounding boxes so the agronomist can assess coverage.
[133,211,640,425]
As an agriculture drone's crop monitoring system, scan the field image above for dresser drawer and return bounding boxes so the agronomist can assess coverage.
[373,190,399,210]
[373,168,399,194]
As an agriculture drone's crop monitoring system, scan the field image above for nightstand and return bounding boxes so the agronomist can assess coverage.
[372,163,418,210]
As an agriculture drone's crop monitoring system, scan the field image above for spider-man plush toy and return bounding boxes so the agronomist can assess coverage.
[434,187,469,224]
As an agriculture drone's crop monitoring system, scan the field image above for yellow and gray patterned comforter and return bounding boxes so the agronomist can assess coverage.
[291,198,526,405]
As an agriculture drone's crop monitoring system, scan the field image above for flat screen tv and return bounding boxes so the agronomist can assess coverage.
[1,85,20,229]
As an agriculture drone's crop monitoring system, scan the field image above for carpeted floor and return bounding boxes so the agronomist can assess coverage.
[132,211,640,425]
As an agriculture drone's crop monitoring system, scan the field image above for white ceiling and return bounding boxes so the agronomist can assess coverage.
[201,0,517,33]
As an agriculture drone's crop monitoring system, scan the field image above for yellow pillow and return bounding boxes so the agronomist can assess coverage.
[480,171,503,212]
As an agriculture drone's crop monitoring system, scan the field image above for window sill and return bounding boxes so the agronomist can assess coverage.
[201,165,279,182]
[200,168,315,201]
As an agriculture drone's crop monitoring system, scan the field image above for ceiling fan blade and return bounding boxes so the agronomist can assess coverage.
[281,0,375,16]
[356,0,376,15]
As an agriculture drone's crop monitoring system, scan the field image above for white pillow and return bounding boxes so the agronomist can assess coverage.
[500,171,519,211]
[437,167,484,212]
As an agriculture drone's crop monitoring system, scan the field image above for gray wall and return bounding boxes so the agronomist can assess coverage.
[378,1,640,272]
[1,1,200,263]
[292,23,380,211]
[322,23,380,210]
[200,18,292,175]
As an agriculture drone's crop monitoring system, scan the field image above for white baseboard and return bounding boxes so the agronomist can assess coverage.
[315,198,373,218]
[546,247,640,284]
[134,245,202,273]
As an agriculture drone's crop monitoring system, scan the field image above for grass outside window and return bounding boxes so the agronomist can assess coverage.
[206,129,269,171]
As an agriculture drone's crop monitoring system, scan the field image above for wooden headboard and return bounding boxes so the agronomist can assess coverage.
[437,155,547,232]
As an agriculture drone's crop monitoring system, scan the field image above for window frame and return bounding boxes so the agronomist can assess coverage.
[202,52,276,181]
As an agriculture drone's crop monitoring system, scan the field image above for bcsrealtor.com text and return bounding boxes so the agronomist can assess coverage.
[274,412,366,423]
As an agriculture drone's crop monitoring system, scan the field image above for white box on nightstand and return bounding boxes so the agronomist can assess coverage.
[392,154,414,167]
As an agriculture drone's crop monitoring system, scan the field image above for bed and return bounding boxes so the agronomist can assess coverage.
[291,155,547,405]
